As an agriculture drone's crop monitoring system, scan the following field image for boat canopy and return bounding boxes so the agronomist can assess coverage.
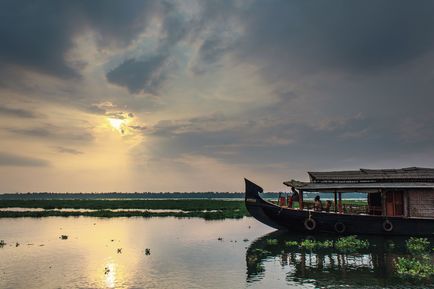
[284,167,434,192]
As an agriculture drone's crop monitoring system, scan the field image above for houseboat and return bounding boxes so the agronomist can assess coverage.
[245,167,434,236]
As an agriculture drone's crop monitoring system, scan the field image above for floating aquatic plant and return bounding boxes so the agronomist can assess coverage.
[335,235,369,253]
[406,237,430,255]
[252,248,270,255]
[299,239,333,250]
[394,237,434,282]
[395,256,434,281]
[265,239,278,245]
[285,241,298,247]
[300,239,316,250]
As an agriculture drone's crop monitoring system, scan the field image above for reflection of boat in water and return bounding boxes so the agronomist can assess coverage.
[245,167,434,236]
[246,231,432,288]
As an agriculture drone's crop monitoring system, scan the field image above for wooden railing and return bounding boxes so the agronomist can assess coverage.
[274,199,382,216]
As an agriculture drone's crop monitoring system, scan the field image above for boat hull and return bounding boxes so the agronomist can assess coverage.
[245,178,434,236]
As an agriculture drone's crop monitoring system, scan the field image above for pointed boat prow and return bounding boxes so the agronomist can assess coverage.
[244,178,285,230]
[244,178,263,201]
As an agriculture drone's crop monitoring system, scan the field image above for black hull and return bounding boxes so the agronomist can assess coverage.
[244,178,434,236]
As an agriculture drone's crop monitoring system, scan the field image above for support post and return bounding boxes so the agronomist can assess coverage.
[334,191,337,213]
[299,190,304,210]
[338,192,343,214]
[381,189,386,216]
[404,191,409,217]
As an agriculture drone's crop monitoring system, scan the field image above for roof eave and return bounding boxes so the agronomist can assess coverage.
[293,182,434,193]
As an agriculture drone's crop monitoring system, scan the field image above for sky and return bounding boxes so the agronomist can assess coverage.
[1,0,434,192]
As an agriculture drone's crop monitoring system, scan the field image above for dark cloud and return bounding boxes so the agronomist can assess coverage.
[6,125,93,142]
[105,1,241,93]
[145,103,434,172]
[0,152,49,167]
[234,0,434,78]
[0,1,77,78]
[54,146,83,155]
[0,0,158,79]
[106,55,169,94]
[86,102,115,115]
[105,111,134,120]
[0,105,38,118]
[129,125,147,131]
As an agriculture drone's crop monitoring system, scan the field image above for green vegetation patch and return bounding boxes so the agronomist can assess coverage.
[0,199,250,220]
[335,235,369,253]
[299,239,333,250]
[406,237,431,255]
[395,237,434,282]
[0,208,248,220]
[285,241,299,247]
[395,256,434,281]
[266,239,278,246]
[0,199,246,211]
[287,237,363,252]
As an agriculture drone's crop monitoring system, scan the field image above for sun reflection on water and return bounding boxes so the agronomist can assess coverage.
[104,262,116,288]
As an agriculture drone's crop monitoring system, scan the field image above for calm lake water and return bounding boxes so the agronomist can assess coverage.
[0,217,432,289]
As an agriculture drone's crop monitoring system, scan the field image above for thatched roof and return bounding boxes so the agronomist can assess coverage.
[308,167,434,183]
[283,167,434,192]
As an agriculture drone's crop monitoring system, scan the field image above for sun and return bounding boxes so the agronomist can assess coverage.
[108,118,125,134]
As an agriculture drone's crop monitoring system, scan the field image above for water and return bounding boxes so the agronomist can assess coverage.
[0,217,432,289]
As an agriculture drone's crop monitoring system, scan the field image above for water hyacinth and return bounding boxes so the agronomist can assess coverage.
[406,237,430,255]
[395,237,434,282]
[299,239,333,250]
[266,239,278,246]
[395,257,434,281]
[285,241,298,247]
[335,235,369,253]
[285,237,365,252]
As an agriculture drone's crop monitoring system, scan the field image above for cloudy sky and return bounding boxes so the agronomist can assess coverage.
[1,0,434,192]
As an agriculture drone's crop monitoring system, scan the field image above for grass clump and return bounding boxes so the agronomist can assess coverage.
[335,235,369,253]
[0,240,5,248]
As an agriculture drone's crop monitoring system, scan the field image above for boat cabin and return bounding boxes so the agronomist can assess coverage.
[284,167,434,218]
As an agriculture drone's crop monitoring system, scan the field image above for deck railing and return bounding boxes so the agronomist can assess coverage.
[274,200,382,216]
